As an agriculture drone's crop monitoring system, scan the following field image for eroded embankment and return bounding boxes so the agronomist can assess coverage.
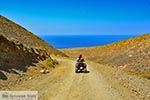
[0,35,55,89]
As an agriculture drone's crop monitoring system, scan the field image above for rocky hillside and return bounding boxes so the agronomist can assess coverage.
[0,15,65,72]
[0,35,50,71]
[63,34,150,78]
[0,15,48,48]
[0,15,64,87]
[0,15,66,56]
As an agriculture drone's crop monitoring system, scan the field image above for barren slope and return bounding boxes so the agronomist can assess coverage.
[0,15,66,56]
[0,15,64,88]
[63,34,150,78]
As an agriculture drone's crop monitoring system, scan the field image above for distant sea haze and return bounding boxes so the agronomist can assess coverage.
[40,35,136,49]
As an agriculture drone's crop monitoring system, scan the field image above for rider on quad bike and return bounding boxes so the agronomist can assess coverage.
[76,54,84,62]
[75,54,87,73]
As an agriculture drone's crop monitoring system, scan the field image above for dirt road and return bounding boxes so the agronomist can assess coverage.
[8,57,150,100]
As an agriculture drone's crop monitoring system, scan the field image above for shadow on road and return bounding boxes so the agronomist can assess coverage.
[75,70,90,74]
[84,70,90,73]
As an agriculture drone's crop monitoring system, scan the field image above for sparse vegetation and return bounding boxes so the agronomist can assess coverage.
[63,33,150,78]
[0,15,65,89]
[46,58,59,68]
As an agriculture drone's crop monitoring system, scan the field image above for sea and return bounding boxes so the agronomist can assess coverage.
[40,35,136,49]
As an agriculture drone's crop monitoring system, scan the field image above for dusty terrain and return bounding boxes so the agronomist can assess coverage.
[0,15,150,100]
[1,57,149,100]
[63,34,150,78]
[0,15,65,88]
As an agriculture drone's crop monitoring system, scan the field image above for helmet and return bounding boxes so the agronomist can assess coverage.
[79,54,82,59]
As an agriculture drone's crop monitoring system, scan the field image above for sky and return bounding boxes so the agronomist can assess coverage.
[0,0,150,35]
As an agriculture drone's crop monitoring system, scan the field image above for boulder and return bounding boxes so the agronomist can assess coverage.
[40,69,46,74]
[40,69,49,74]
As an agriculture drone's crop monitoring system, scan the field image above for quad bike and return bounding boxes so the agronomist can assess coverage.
[75,62,87,73]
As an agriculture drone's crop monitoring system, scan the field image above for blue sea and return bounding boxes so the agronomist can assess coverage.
[40,35,136,49]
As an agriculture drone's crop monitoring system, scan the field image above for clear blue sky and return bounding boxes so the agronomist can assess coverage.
[0,0,150,35]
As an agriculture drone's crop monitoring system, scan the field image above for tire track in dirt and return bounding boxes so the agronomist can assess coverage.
[8,57,124,100]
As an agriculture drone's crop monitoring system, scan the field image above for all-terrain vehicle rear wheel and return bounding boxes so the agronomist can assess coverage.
[84,68,87,73]
[75,68,78,73]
